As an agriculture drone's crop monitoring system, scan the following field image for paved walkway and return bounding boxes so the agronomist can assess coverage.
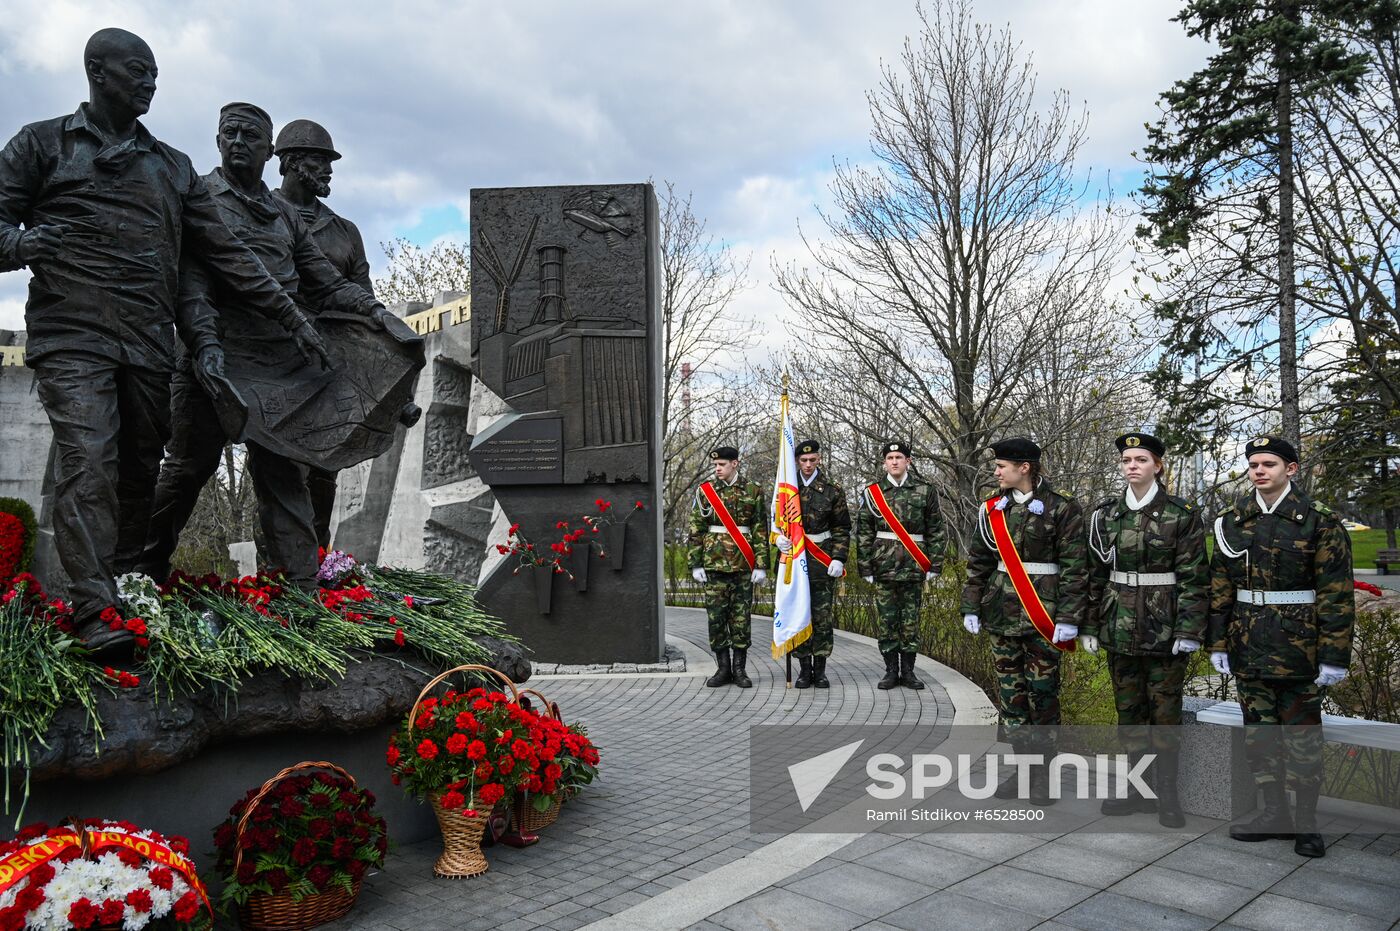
[333,608,1399,931]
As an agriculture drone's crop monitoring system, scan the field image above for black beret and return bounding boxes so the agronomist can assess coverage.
[882,441,912,457]
[710,445,740,461]
[990,436,1041,462]
[796,439,820,456]
[1245,435,1298,464]
[1115,432,1166,457]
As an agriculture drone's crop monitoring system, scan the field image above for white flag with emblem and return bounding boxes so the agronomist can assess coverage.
[771,390,812,658]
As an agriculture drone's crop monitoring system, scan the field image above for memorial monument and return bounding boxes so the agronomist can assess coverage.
[469,184,665,664]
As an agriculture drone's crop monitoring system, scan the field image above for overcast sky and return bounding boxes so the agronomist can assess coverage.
[0,0,1209,334]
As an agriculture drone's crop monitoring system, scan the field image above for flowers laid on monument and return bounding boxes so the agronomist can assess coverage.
[0,560,513,817]
[0,818,209,930]
[491,499,647,579]
[212,769,387,912]
[0,498,36,583]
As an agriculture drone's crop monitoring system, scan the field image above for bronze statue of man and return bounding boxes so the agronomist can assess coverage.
[138,102,393,586]
[0,28,327,651]
[272,120,372,549]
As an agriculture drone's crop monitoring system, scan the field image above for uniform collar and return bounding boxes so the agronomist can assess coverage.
[801,469,820,488]
[273,189,338,231]
[1256,482,1292,515]
[1125,483,1158,512]
[64,104,157,150]
[207,168,281,222]
[721,474,739,488]
[886,473,908,488]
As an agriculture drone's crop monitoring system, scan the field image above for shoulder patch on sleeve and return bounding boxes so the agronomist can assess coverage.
[1167,494,1194,512]
[1311,500,1333,516]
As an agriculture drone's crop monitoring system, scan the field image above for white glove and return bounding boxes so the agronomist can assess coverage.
[1172,638,1201,655]
[751,569,767,583]
[925,571,937,582]
[1210,651,1230,675]
[863,575,874,584]
[1315,663,1347,687]
[775,534,792,554]
[963,614,980,634]
[1052,623,1078,644]
[692,568,707,584]
[1079,634,1099,653]
[827,559,845,578]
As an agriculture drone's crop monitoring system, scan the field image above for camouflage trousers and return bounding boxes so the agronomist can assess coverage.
[794,569,835,658]
[989,632,1062,751]
[1237,676,1323,790]
[874,581,922,654]
[705,570,754,650]
[1108,652,1188,752]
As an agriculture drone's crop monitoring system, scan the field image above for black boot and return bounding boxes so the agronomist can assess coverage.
[731,648,753,688]
[794,656,813,689]
[900,652,926,690]
[1155,751,1185,828]
[1293,785,1325,858]
[877,652,900,690]
[706,649,733,688]
[813,656,830,688]
[1029,762,1057,807]
[1229,781,1294,842]
[1101,752,1157,816]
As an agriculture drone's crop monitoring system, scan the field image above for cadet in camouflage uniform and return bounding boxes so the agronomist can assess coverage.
[856,441,944,691]
[1083,432,1207,827]
[961,437,1087,805]
[688,445,770,688]
[775,439,851,688]
[1208,435,1354,858]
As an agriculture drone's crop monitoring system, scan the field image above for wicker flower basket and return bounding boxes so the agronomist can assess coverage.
[409,664,522,878]
[510,687,566,833]
[233,761,365,930]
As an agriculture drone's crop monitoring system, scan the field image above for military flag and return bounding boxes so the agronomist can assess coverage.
[770,383,812,660]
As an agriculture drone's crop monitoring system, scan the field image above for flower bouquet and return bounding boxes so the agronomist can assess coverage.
[212,762,386,930]
[510,689,601,834]
[386,666,541,877]
[0,818,210,930]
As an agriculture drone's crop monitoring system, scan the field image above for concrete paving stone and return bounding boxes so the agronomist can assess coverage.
[544,917,590,931]
[1054,891,1216,931]
[1006,841,1142,889]
[945,864,1097,918]
[1105,864,1256,920]
[784,861,933,918]
[1056,829,1195,862]
[857,839,994,888]
[913,830,1046,862]
[564,906,610,924]
[1225,893,1391,931]
[881,890,1042,931]
[831,831,903,861]
[1300,844,1400,885]
[1153,838,1299,891]
[1265,869,1400,922]
[710,886,867,931]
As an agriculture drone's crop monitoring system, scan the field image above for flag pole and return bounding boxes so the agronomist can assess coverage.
[781,372,793,689]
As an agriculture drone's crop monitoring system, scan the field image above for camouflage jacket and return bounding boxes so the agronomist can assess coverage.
[1083,488,1208,656]
[959,482,1088,636]
[798,471,852,564]
[687,477,770,573]
[855,475,945,582]
[1206,486,1354,679]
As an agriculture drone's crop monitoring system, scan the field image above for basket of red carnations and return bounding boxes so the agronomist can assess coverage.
[509,688,600,835]
[387,664,548,878]
[212,761,387,930]
[0,818,210,931]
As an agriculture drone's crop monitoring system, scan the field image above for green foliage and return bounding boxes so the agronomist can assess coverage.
[0,496,37,575]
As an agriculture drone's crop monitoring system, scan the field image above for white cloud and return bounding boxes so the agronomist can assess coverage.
[0,0,1213,333]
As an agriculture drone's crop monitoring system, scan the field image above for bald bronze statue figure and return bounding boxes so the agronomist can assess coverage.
[0,28,327,652]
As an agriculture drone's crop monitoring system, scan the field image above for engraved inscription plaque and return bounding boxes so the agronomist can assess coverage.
[471,417,563,484]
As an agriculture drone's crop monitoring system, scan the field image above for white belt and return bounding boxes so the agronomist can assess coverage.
[807,530,832,543]
[997,560,1059,576]
[1110,570,1178,587]
[708,525,751,534]
[1237,589,1315,606]
[876,531,924,542]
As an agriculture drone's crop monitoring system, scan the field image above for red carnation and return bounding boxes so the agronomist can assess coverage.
[265,867,289,892]
[416,738,439,760]
[479,783,505,805]
[386,744,401,767]
[467,739,487,760]
[446,733,468,755]
[66,899,98,929]
[236,861,257,884]
[279,797,305,818]
[125,888,153,914]
[291,836,318,866]
[455,712,479,732]
[394,628,406,647]
[98,900,124,925]
[440,789,466,809]
[173,891,200,922]
[308,818,333,839]
[307,865,332,890]
[148,867,174,890]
